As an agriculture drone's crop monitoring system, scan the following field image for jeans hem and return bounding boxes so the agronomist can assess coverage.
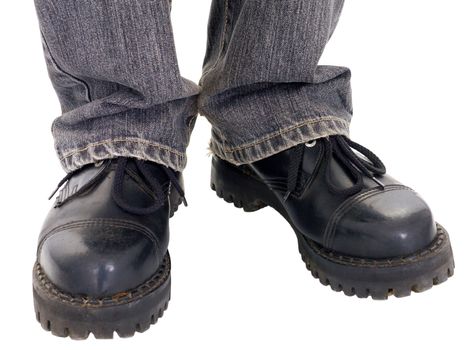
[58,137,186,173]
[209,116,349,165]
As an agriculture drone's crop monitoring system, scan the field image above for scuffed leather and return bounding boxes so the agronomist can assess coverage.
[37,160,182,297]
[244,139,437,259]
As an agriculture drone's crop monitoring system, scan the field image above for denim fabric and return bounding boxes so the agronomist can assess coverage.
[35,0,351,172]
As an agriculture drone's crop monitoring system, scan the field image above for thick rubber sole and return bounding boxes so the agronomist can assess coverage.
[33,252,171,339]
[210,157,455,300]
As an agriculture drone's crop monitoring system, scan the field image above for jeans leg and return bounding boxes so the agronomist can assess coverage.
[200,0,351,165]
[35,0,199,172]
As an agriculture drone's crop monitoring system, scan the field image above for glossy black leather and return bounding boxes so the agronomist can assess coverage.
[37,159,182,297]
[240,138,436,259]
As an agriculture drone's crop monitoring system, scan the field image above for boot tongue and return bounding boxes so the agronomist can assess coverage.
[300,140,355,190]
[289,136,387,199]
[323,151,357,189]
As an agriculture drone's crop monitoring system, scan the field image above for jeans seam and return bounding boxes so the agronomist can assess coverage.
[217,116,348,153]
[59,137,185,161]
[40,31,92,103]
[200,0,230,81]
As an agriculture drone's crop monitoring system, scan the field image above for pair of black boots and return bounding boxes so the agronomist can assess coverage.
[33,135,454,339]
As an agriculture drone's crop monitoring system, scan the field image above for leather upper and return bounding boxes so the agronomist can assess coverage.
[243,138,436,259]
[37,159,182,297]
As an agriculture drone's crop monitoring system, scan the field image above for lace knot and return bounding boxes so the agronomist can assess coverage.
[285,135,386,199]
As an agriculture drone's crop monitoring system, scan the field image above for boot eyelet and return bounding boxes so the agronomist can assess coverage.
[305,140,317,148]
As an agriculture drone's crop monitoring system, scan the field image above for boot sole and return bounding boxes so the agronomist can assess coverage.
[210,157,455,300]
[32,252,171,339]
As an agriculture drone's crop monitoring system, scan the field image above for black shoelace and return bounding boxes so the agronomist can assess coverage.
[284,135,386,200]
[49,157,187,215]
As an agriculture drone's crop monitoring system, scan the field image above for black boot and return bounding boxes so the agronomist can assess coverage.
[33,157,186,339]
[211,135,454,299]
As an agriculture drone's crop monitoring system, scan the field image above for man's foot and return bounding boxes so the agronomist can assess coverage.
[210,135,454,299]
[33,157,186,339]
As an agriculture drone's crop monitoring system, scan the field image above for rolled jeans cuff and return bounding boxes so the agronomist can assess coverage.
[52,94,198,173]
[210,116,350,165]
[58,137,187,173]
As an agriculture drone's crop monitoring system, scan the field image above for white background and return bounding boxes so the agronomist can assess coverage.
[0,1,469,349]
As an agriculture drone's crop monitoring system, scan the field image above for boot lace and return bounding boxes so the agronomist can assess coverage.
[49,157,187,215]
[284,135,386,200]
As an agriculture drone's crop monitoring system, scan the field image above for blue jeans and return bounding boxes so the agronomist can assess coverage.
[35,0,351,172]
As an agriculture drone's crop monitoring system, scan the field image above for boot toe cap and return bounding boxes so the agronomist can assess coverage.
[328,187,437,259]
[38,221,162,297]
